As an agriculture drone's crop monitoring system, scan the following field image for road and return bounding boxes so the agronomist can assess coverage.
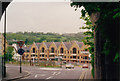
[6,64,91,81]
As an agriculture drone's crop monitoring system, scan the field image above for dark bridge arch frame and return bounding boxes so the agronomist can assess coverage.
[0,0,12,78]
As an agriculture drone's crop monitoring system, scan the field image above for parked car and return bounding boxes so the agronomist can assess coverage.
[66,63,74,69]
[63,61,67,64]
[78,65,82,68]
[82,64,88,68]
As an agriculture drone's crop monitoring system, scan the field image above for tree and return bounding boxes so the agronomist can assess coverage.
[80,12,95,77]
[25,39,28,44]
[71,2,119,80]
[5,46,14,61]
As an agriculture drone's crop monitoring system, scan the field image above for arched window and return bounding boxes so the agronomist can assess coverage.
[27,50,29,52]
[60,48,64,53]
[68,51,69,54]
[73,48,77,54]
[33,48,35,53]
[51,47,54,53]
[42,47,44,53]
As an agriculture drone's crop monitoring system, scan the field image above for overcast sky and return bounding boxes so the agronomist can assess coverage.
[0,0,86,34]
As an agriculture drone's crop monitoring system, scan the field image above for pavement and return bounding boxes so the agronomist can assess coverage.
[2,64,30,81]
[1,64,93,81]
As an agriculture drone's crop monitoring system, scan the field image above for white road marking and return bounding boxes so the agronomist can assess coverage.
[40,68,62,70]
[41,74,45,76]
[46,76,53,79]
[35,74,38,78]
[52,72,56,75]
[56,72,61,75]
[35,74,45,78]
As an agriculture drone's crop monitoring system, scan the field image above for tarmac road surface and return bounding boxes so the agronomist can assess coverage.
[6,64,91,81]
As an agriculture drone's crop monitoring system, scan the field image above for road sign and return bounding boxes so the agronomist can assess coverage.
[17,40,24,48]
[18,48,25,55]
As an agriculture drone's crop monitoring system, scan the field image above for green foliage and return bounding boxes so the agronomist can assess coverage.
[6,32,85,45]
[5,46,14,61]
[113,8,120,19]
[71,3,95,77]
[77,7,95,77]
[113,52,119,62]
[102,40,112,56]
[81,9,86,17]
[71,2,119,78]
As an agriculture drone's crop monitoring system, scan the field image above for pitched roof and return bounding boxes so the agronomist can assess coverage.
[76,42,84,48]
[23,46,27,52]
[44,42,52,48]
[54,42,61,48]
[27,45,32,50]
[35,43,42,49]
[16,41,84,51]
[63,42,72,50]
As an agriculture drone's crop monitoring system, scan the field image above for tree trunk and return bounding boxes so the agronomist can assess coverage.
[91,11,119,81]
[94,27,102,79]
[90,12,102,79]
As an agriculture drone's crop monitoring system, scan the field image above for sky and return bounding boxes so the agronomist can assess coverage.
[0,0,87,34]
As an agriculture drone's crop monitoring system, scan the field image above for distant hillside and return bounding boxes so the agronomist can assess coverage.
[6,32,85,45]
[62,32,85,38]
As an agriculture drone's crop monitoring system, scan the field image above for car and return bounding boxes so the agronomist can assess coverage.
[82,64,88,68]
[78,65,82,68]
[66,63,74,69]
[63,61,67,64]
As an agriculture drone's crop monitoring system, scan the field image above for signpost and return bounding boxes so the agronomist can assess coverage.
[17,40,25,73]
